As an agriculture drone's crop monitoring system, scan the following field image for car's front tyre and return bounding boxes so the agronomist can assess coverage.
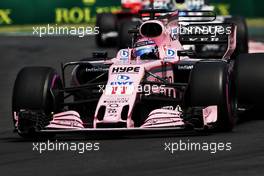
[187,60,236,131]
[12,67,63,137]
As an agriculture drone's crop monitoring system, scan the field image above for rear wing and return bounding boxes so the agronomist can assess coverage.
[178,23,236,59]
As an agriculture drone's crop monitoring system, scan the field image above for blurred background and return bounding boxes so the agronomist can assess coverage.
[0,0,263,37]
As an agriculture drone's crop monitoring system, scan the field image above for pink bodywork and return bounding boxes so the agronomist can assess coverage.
[47,111,84,129]
[43,13,232,130]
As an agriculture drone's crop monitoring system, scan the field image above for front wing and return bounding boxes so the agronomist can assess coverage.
[16,106,217,136]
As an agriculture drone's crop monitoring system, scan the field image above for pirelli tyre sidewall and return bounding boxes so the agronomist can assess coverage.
[12,67,63,136]
[96,13,117,47]
[225,16,249,58]
[187,60,236,131]
[234,53,264,106]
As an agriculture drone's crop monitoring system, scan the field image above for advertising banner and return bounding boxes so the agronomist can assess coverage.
[0,0,262,26]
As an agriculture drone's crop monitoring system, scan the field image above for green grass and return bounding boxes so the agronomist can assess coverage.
[246,18,264,27]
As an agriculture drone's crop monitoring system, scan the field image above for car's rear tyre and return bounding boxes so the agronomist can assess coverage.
[118,20,138,49]
[187,60,236,131]
[12,67,63,137]
[225,16,249,58]
[234,53,264,106]
[96,13,117,47]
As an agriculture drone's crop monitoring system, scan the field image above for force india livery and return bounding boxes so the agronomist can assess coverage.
[12,8,264,138]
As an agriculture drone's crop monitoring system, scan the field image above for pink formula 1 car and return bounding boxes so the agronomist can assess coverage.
[12,9,264,138]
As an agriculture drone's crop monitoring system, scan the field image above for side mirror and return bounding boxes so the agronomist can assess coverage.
[177,50,196,57]
[93,52,108,59]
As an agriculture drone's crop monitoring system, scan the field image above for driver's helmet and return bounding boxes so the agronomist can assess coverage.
[153,0,175,10]
[134,39,159,60]
[186,0,205,10]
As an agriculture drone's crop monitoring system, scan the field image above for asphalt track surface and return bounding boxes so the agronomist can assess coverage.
[0,36,264,176]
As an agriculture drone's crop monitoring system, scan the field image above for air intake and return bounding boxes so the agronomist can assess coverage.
[140,21,164,38]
